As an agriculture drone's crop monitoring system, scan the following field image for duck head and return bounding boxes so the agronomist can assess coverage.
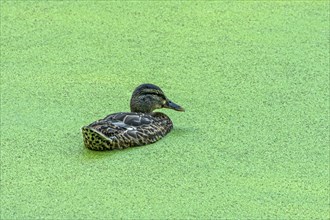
[130,83,185,113]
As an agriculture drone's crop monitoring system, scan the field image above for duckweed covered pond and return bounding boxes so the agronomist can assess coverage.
[1,1,329,219]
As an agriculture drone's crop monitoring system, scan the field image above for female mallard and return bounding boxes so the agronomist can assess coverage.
[82,83,184,150]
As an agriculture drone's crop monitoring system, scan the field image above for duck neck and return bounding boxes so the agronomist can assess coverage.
[130,100,154,113]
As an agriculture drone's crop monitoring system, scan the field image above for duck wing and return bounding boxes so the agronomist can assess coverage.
[82,112,173,150]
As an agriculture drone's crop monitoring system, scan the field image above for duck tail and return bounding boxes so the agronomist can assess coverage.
[82,126,118,151]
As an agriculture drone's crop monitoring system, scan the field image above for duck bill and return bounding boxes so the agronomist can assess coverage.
[164,100,185,112]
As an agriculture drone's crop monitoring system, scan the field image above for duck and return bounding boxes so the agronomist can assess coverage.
[82,83,184,150]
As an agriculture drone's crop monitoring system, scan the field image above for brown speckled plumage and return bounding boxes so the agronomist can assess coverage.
[82,84,184,150]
